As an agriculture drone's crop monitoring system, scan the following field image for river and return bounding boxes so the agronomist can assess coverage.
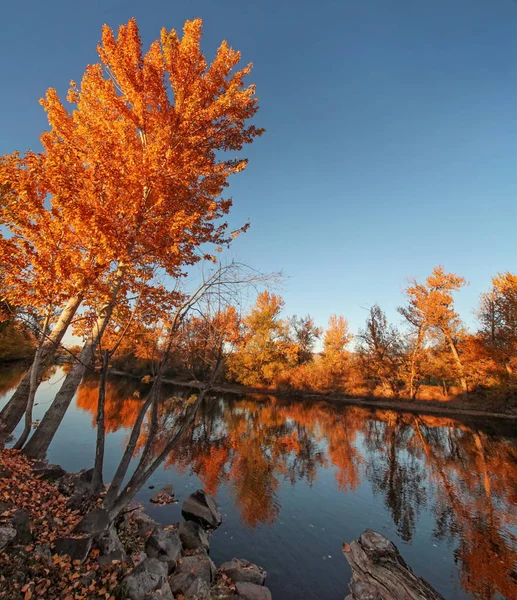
[1,363,516,600]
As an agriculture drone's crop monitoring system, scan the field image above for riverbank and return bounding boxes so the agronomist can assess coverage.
[109,370,517,421]
[0,449,273,600]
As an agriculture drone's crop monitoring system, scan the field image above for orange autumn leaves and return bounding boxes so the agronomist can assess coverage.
[1,16,262,362]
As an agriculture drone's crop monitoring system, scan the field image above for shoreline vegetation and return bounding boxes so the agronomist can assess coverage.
[107,370,517,421]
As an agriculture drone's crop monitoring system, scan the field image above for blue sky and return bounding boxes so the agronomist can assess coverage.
[1,0,515,336]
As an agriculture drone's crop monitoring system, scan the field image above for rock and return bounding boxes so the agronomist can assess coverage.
[175,550,216,584]
[343,530,445,600]
[11,509,32,545]
[54,536,93,562]
[73,508,111,535]
[219,558,266,585]
[235,582,272,600]
[0,526,16,551]
[32,463,65,481]
[132,511,156,538]
[146,581,174,599]
[145,526,182,572]
[66,478,94,510]
[179,520,210,552]
[131,551,147,567]
[96,525,127,565]
[0,466,12,478]
[169,572,197,596]
[150,484,176,505]
[182,489,222,529]
[184,577,211,599]
[121,557,168,600]
[34,543,52,559]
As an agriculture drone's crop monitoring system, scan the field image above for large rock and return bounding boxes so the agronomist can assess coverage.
[11,509,32,545]
[145,526,182,572]
[184,577,211,599]
[0,526,16,551]
[96,525,127,565]
[235,582,272,600]
[121,557,168,600]
[32,462,65,481]
[169,550,216,594]
[54,536,92,562]
[131,511,156,538]
[219,558,266,585]
[67,479,95,510]
[73,508,111,535]
[146,581,174,600]
[179,520,210,552]
[343,530,445,600]
[182,489,222,529]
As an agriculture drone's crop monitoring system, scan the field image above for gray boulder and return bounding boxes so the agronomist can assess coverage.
[219,558,266,586]
[169,549,216,594]
[0,526,16,551]
[145,526,182,572]
[176,549,216,583]
[121,557,168,600]
[32,462,65,481]
[146,581,174,599]
[11,509,32,545]
[73,508,111,535]
[169,572,198,596]
[132,511,156,538]
[184,577,211,599]
[179,520,210,552]
[54,535,92,562]
[182,489,222,529]
[34,543,52,559]
[235,582,273,600]
[96,525,127,565]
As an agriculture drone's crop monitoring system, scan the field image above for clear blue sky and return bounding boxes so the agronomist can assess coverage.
[1,0,516,336]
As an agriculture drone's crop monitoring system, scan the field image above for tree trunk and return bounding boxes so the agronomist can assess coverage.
[0,294,83,443]
[343,530,445,600]
[23,267,126,459]
[103,375,161,508]
[13,313,52,450]
[446,335,468,393]
[92,350,109,494]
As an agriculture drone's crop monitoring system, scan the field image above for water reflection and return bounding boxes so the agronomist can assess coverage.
[2,365,517,599]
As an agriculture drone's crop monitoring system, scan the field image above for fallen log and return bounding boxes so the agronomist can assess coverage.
[342,530,445,600]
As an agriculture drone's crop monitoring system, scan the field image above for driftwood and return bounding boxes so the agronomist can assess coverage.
[343,530,445,600]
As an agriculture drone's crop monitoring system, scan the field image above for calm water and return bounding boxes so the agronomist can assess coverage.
[1,364,516,600]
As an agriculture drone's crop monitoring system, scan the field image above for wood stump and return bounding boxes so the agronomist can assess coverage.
[342,530,445,600]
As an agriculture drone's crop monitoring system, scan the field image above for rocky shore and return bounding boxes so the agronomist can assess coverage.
[0,450,272,599]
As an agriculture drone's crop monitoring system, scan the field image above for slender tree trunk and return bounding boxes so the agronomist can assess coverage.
[13,313,52,450]
[23,267,126,459]
[504,359,513,376]
[103,375,161,508]
[446,335,468,393]
[0,294,83,444]
[92,350,109,494]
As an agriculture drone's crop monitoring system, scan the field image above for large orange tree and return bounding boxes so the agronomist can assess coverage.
[0,17,263,454]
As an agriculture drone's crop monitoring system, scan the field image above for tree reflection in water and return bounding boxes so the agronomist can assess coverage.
[76,376,517,600]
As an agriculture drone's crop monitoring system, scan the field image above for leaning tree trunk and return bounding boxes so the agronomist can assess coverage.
[446,335,468,393]
[92,349,109,494]
[342,530,445,600]
[0,294,83,444]
[23,268,126,459]
[13,313,52,450]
